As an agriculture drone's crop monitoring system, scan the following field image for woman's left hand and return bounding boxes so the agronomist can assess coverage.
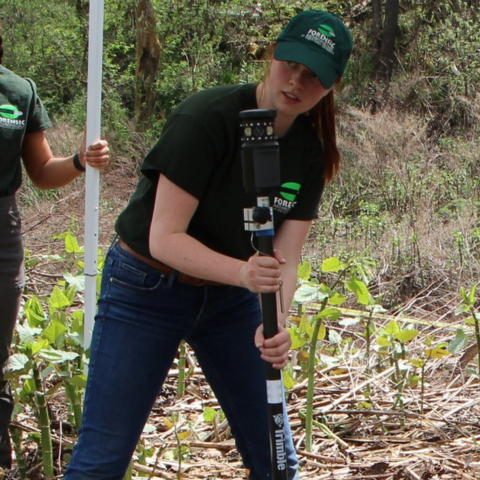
[80,139,110,170]
[255,324,292,370]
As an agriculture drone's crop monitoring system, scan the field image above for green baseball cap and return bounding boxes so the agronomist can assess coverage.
[274,10,353,89]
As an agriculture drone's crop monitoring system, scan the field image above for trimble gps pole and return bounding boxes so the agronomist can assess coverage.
[240,109,288,480]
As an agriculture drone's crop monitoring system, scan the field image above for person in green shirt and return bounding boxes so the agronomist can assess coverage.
[65,10,352,480]
[0,35,110,470]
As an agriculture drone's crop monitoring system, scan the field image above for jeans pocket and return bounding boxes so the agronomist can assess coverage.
[110,258,168,292]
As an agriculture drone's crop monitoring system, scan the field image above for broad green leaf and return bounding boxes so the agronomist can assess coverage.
[328,292,348,306]
[42,320,68,344]
[203,406,217,423]
[22,378,37,396]
[64,285,77,304]
[163,419,174,429]
[25,309,46,328]
[64,273,85,291]
[67,331,84,347]
[346,277,371,305]
[395,329,419,343]
[314,307,341,321]
[321,257,345,273]
[282,370,296,390]
[177,431,191,441]
[425,346,450,359]
[468,284,477,304]
[25,296,46,327]
[31,338,50,355]
[377,336,391,347]
[16,323,42,344]
[299,315,313,338]
[293,283,319,303]
[49,286,72,311]
[317,321,327,341]
[65,232,81,253]
[288,328,306,350]
[25,296,44,316]
[6,353,30,372]
[38,349,79,364]
[297,261,311,281]
[448,329,469,354]
[384,320,400,336]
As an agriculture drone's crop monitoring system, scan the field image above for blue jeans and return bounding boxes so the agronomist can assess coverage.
[64,242,299,480]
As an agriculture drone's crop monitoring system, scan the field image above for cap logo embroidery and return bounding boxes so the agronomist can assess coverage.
[303,26,336,55]
[318,24,335,38]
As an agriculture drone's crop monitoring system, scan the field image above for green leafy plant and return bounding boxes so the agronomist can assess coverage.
[288,255,376,451]
[5,233,98,478]
[377,319,419,415]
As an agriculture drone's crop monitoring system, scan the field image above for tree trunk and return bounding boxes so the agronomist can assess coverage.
[373,0,399,83]
[371,0,382,53]
[135,0,162,130]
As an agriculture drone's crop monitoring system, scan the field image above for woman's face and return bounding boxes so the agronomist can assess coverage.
[261,59,333,119]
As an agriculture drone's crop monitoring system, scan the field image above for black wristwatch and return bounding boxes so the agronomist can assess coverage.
[73,153,86,172]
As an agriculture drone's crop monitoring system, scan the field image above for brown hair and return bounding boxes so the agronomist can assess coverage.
[261,44,341,182]
[309,90,340,182]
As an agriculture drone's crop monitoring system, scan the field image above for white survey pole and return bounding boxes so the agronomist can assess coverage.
[84,0,105,349]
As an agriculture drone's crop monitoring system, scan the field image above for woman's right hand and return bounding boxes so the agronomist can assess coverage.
[239,253,284,293]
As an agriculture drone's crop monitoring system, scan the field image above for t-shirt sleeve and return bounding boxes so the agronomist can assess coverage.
[141,113,224,200]
[24,78,52,133]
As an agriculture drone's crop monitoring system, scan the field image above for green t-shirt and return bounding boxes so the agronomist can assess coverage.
[0,65,52,197]
[116,83,325,261]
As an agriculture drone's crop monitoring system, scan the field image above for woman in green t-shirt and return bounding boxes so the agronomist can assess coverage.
[65,10,352,480]
[0,35,110,470]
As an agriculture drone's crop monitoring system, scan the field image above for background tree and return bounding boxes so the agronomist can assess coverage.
[135,0,161,131]
[371,0,400,83]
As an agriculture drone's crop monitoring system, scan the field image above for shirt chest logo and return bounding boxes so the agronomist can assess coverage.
[273,182,301,214]
[0,104,26,130]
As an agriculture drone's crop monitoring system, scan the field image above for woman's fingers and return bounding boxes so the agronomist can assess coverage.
[255,325,292,369]
[84,140,110,170]
[240,254,282,293]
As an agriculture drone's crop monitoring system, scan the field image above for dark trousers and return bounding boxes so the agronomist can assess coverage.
[0,195,24,468]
